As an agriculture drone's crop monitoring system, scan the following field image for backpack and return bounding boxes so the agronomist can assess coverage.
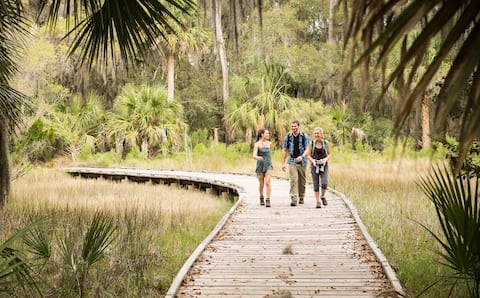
[311,139,327,155]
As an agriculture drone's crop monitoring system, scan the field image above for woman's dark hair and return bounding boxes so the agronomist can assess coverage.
[257,128,267,141]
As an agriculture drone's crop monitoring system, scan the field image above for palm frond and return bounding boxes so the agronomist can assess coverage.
[81,212,116,266]
[417,164,480,295]
[40,0,195,67]
[342,0,480,158]
[0,217,46,295]
[22,225,51,260]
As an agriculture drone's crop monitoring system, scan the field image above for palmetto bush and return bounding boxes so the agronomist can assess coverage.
[418,164,480,297]
[106,84,188,158]
[0,212,117,297]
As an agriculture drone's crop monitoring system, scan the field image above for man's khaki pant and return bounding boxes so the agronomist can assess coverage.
[288,163,306,201]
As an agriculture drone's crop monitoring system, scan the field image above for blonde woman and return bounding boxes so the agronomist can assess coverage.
[253,128,273,207]
[307,127,332,208]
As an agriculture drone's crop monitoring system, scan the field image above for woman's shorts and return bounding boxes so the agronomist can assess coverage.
[256,169,272,178]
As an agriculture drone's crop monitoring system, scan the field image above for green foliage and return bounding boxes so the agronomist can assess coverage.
[225,62,293,144]
[176,63,220,132]
[106,84,188,157]
[193,143,208,154]
[46,94,106,161]
[58,212,117,298]
[227,142,251,156]
[125,146,144,160]
[418,165,480,297]
[13,118,60,163]
[342,0,480,160]
[330,102,353,145]
[0,218,47,296]
[78,149,120,167]
[190,128,210,147]
[365,117,394,151]
[444,137,480,176]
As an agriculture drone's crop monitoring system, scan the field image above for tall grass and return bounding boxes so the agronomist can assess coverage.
[329,153,469,297]
[6,168,232,296]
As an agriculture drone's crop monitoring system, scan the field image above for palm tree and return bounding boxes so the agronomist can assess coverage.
[0,0,30,206]
[155,13,211,101]
[46,94,105,161]
[0,0,195,204]
[341,0,479,158]
[106,85,187,158]
[225,63,293,144]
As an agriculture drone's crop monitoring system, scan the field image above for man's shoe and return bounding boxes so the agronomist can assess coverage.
[260,197,265,206]
[316,201,322,208]
[299,197,304,204]
[321,197,328,206]
[265,198,271,207]
[290,198,297,206]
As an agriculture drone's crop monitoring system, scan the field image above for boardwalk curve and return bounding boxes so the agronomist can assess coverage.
[64,167,405,297]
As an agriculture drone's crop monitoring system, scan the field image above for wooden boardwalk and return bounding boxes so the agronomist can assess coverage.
[64,168,405,298]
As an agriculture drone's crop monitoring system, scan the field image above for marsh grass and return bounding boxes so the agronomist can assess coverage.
[329,154,468,297]
[7,168,232,296]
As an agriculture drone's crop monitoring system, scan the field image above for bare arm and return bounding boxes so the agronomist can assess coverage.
[253,143,262,160]
[281,148,287,171]
[306,143,314,163]
[325,141,332,162]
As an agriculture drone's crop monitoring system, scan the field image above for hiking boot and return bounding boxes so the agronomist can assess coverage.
[316,201,322,208]
[260,197,265,206]
[290,198,297,206]
[299,197,304,204]
[321,197,328,206]
[265,198,271,207]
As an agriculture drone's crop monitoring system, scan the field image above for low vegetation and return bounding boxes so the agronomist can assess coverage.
[5,168,231,296]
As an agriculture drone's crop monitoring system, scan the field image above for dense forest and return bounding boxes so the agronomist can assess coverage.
[7,0,469,165]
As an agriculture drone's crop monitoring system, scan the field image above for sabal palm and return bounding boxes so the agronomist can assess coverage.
[342,0,480,157]
[331,102,353,146]
[0,1,30,204]
[107,85,187,156]
[47,95,105,161]
[156,10,211,100]
[225,63,292,144]
[418,165,480,297]
[0,0,195,203]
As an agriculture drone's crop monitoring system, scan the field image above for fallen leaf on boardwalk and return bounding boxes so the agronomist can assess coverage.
[276,273,296,285]
[264,289,293,298]
[206,245,217,252]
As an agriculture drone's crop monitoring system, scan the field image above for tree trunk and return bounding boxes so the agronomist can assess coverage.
[167,50,175,101]
[141,138,149,159]
[421,90,431,149]
[0,123,10,206]
[214,128,219,143]
[215,0,229,104]
[328,0,336,44]
[245,127,253,145]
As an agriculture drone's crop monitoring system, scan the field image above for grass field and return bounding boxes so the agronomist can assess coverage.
[7,168,232,296]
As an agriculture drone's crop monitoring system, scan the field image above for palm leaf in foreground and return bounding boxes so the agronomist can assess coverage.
[0,218,47,296]
[342,0,480,158]
[40,0,196,67]
[418,164,480,297]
